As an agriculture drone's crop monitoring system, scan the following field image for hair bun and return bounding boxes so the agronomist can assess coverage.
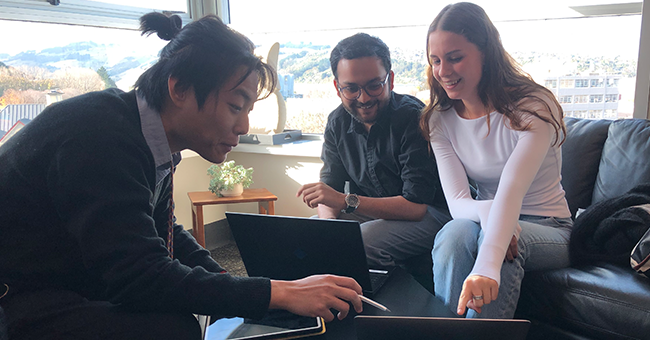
[170,15,182,30]
[140,12,182,41]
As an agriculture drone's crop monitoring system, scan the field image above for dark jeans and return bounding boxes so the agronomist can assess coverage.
[1,289,201,340]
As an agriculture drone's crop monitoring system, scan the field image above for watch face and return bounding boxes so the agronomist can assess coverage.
[346,194,360,208]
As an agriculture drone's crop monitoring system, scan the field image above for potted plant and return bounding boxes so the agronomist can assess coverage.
[207,161,254,197]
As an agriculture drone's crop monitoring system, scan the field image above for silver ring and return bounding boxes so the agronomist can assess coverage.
[472,295,483,300]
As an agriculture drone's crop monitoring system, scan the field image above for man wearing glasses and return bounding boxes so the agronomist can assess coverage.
[297,33,450,281]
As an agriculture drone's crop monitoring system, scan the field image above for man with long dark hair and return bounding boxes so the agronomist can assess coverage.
[0,13,362,340]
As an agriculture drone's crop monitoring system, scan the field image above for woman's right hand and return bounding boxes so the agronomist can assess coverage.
[269,274,363,322]
[457,274,499,315]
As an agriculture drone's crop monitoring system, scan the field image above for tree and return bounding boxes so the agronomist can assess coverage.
[96,66,116,89]
[0,66,53,97]
[52,67,104,93]
[0,89,47,107]
[0,89,27,106]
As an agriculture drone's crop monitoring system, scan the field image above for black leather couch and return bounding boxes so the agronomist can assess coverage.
[515,117,650,340]
[0,306,7,340]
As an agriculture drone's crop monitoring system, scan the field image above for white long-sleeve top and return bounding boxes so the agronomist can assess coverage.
[428,93,570,285]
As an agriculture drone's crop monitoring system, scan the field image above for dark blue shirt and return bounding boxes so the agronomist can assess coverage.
[320,92,446,208]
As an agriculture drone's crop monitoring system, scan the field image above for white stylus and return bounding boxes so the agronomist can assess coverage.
[358,295,391,312]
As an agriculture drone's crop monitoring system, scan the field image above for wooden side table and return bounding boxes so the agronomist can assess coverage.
[187,188,278,248]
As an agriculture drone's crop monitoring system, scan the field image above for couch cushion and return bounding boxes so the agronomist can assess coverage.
[561,118,612,218]
[593,119,650,205]
[517,263,650,340]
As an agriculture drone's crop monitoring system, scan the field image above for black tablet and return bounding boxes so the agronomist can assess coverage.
[205,310,325,340]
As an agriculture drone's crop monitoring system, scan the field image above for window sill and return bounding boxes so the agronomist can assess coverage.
[181,138,323,159]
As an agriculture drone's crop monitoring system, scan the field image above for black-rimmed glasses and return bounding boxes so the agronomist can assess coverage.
[337,73,390,100]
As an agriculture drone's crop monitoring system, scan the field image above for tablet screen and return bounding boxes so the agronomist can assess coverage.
[205,310,325,340]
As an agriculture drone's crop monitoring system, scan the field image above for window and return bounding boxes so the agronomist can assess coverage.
[590,78,604,87]
[575,95,589,103]
[605,94,619,102]
[2,0,647,139]
[607,78,620,87]
[590,94,604,103]
[228,1,646,133]
[0,0,210,137]
[559,95,572,103]
[0,19,168,132]
[560,79,575,88]
[545,79,557,88]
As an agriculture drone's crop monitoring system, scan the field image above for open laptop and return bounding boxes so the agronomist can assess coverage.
[225,212,392,296]
[354,316,530,340]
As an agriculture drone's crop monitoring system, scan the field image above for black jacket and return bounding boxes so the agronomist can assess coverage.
[569,183,650,267]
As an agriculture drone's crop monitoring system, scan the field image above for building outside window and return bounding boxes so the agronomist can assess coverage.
[590,78,604,87]
[607,78,620,87]
[560,79,575,88]
[545,79,558,88]
[590,94,604,103]
[575,95,589,103]
[604,109,618,118]
[589,109,603,118]
[574,110,588,118]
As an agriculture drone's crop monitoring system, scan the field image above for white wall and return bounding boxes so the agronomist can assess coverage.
[173,150,324,233]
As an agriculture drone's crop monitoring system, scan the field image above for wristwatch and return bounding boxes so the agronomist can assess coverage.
[343,193,360,213]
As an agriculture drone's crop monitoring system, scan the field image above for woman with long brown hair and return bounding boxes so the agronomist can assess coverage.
[421,2,572,318]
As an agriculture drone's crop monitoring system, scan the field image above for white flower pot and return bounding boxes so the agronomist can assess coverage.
[220,183,244,197]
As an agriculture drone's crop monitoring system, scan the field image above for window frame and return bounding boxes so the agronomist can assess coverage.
[634,0,650,118]
[0,0,226,29]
